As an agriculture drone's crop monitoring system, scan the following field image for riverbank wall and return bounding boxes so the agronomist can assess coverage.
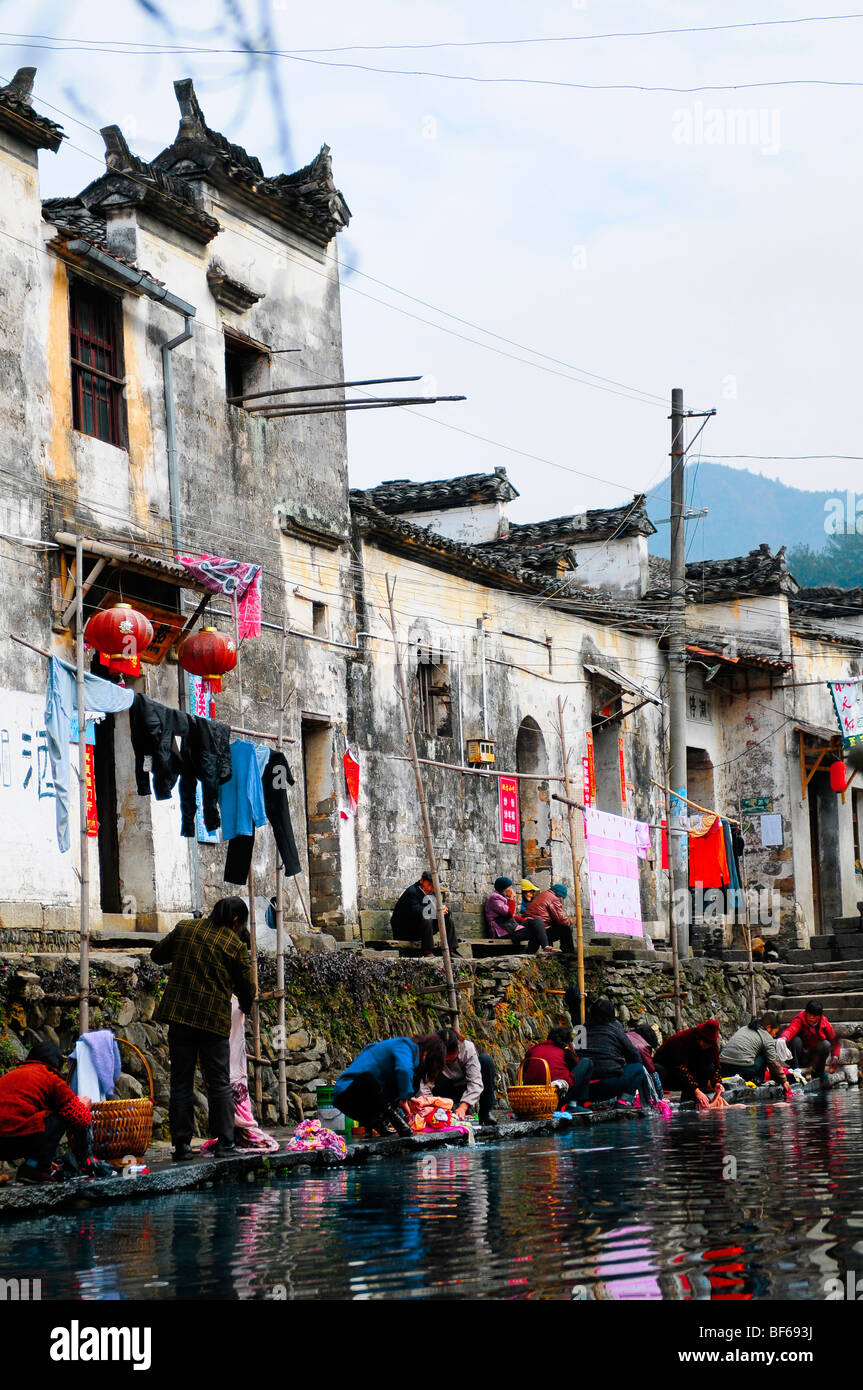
[0,948,824,1138]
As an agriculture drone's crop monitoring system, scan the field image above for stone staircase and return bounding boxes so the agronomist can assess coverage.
[768,916,863,1037]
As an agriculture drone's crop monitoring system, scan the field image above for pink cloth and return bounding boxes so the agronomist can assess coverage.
[200,999,280,1154]
[585,808,643,938]
[176,554,262,641]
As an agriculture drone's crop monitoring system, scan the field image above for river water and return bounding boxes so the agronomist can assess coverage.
[3,1089,863,1300]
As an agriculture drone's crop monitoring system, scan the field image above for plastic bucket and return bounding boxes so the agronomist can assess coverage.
[318,1105,345,1133]
[846,1064,859,1084]
[316,1085,335,1108]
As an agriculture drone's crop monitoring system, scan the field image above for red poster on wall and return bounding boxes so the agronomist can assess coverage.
[618,735,626,809]
[499,776,520,844]
[85,744,99,838]
[582,756,592,808]
[585,732,596,806]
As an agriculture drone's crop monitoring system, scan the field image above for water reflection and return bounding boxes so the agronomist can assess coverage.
[2,1091,863,1300]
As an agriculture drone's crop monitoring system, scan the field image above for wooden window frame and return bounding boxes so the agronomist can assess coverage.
[69,278,126,447]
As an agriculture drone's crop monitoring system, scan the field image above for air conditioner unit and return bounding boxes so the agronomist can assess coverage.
[467,738,496,766]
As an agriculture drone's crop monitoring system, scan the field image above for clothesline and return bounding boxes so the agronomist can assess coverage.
[9,634,294,744]
[649,778,739,823]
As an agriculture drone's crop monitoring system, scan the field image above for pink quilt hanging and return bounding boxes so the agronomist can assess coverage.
[585,807,644,938]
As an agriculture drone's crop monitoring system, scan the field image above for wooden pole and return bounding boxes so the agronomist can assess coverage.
[557,697,585,1025]
[248,868,263,1111]
[275,618,288,1124]
[736,772,757,1017]
[75,536,90,1036]
[385,575,458,1019]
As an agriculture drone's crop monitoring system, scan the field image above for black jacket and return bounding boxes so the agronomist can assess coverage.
[130,693,189,800]
[390,882,429,936]
[179,714,233,837]
[583,1019,642,1079]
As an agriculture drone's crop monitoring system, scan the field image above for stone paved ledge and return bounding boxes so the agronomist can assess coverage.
[0,1077,853,1223]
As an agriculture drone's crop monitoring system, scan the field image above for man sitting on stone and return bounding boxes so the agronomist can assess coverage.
[780,1000,840,1080]
[391,872,457,954]
[521,883,576,954]
[0,1042,93,1184]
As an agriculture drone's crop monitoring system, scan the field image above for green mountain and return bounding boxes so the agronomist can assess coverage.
[645,462,863,584]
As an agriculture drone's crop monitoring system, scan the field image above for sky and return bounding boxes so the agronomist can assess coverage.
[4,0,863,538]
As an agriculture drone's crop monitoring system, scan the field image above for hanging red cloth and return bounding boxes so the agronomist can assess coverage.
[340,746,360,819]
[688,816,730,889]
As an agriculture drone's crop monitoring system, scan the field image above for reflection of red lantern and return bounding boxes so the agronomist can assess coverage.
[178,627,237,694]
[830,760,849,793]
[84,603,153,677]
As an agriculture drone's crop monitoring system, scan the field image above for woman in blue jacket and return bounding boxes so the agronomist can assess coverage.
[334,1035,446,1137]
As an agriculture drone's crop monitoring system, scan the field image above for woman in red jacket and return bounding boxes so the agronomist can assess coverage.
[522,1025,594,1111]
[0,1042,93,1183]
[654,1020,726,1109]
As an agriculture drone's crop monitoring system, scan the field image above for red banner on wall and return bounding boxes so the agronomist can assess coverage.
[618,735,626,809]
[499,776,520,844]
[582,756,592,809]
[85,744,99,838]
[585,732,596,806]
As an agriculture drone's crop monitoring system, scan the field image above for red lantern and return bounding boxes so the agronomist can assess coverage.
[84,603,154,678]
[178,627,237,694]
[830,760,849,794]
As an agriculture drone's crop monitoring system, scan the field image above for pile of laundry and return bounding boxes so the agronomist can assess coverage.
[287,1119,347,1160]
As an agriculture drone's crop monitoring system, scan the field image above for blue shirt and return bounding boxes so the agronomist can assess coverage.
[334,1038,420,1107]
[217,740,267,839]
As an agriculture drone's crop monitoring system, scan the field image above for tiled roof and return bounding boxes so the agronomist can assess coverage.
[790,586,863,619]
[351,496,660,633]
[501,495,655,545]
[644,544,798,601]
[154,80,350,247]
[473,538,577,575]
[41,198,164,283]
[354,467,518,516]
[0,68,63,152]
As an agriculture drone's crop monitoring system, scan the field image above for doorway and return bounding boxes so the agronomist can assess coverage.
[93,714,122,913]
[301,718,341,926]
[516,717,551,887]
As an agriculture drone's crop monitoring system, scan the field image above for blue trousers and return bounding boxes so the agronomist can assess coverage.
[588,1061,651,1105]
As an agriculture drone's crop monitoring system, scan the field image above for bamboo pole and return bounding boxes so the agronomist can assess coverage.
[556,697,585,1025]
[385,575,458,1019]
[75,537,90,1035]
[248,868,263,1110]
[275,618,288,1125]
[736,771,757,1017]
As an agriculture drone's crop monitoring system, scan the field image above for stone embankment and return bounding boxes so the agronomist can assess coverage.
[3,947,847,1140]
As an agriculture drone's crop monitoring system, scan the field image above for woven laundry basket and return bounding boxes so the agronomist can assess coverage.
[90,1038,154,1160]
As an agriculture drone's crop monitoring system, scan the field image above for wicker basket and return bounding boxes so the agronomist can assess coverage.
[90,1038,155,1160]
[507,1057,559,1120]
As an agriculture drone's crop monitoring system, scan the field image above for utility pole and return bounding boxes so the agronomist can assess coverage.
[668,388,690,961]
[668,389,716,964]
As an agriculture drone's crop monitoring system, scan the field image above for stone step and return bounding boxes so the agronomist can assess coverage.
[777,1008,863,1028]
[833,917,863,931]
[774,991,863,1012]
[774,968,863,985]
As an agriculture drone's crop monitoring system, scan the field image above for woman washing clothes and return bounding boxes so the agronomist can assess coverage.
[655,1020,727,1109]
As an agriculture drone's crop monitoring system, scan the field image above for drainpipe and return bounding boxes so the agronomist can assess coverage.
[65,240,200,908]
[161,316,194,554]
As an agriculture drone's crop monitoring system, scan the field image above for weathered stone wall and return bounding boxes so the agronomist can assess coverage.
[0,950,783,1140]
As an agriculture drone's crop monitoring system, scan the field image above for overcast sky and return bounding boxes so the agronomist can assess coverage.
[6,0,863,535]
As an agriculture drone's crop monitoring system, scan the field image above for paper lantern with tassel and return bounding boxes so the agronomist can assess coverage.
[178,627,237,694]
[84,603,154,678]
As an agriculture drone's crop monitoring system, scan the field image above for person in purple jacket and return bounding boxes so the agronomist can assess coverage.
[484,877,548,952]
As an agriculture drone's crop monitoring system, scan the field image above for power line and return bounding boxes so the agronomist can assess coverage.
[5,14,863,56]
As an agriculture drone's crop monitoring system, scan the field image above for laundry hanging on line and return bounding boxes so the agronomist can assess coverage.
[223,747,301,883]
[45,657,135,852]
[130,692,232,836]
[176,553,262,641]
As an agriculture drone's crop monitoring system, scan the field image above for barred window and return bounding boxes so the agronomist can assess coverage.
[69,280,125,446]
